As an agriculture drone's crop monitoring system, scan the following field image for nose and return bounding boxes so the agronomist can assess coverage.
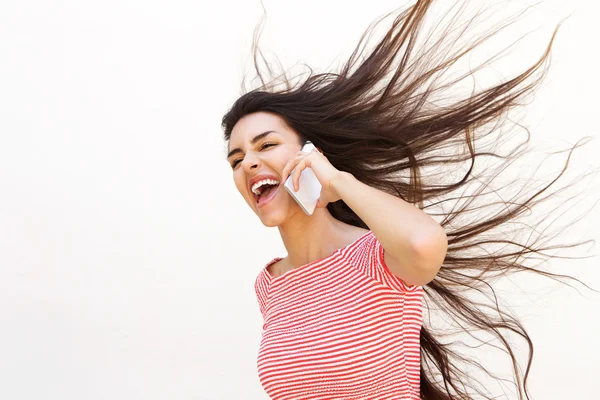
[241,151,261,172]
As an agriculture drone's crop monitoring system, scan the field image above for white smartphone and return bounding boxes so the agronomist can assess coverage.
[284,141,322,216]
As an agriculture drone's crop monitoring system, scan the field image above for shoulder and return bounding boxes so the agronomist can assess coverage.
[342,228,375,259]
[344,229,422,294]
[257,256,287,284]
[341,227,372,251]
[255,257,283,316]
[267,256,287,276]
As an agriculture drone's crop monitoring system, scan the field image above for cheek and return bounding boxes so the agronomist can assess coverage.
[233,173,246,195]
[274,150,296,172]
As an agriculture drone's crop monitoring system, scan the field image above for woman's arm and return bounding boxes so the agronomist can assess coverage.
[330,171,447,286]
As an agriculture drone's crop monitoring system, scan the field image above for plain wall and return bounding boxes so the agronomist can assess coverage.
[0,0,598,399]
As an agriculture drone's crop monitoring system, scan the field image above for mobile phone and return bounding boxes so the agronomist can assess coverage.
[284,141,322,216]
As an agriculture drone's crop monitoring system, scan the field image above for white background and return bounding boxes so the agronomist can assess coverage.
[1,0,599,399]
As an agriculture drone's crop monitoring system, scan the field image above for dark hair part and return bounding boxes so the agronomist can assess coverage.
[222,1,596,398]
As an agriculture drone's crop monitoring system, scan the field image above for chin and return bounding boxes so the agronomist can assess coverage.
[260,210,287,228]
[257,204,298,227]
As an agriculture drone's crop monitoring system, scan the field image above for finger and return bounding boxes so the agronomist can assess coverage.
[292,153,310,192]
[281,151,307,182]
[281,163,291,184]
[282,154,305,183]
[292,151,319,190]
[292,158,308,192]
[281,154,300,183]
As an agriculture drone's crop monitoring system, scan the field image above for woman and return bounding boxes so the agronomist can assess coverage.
[221,1,593,399]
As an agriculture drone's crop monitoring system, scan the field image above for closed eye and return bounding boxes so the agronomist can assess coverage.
[260,142,276,150]
[231,142,277,168]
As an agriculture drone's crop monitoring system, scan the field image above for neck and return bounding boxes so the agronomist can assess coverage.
[277,206,353,268]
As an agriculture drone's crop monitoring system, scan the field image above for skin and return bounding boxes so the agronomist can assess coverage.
[227,111,447,283]
[227,111,370,276]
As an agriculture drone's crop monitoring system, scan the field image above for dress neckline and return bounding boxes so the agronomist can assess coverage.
[263,230,372,282]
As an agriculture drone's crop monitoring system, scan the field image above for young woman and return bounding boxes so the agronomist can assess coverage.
[221,1,593,399]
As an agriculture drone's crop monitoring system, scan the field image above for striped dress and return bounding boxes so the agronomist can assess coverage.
[254,230,423,399]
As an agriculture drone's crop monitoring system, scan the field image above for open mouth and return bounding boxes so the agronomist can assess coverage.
[254,183,280,206]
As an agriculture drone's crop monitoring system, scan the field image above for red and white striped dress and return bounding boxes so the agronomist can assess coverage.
[254,230,423,399]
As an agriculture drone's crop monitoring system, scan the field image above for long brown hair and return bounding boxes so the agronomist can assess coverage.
[221,1,597,398]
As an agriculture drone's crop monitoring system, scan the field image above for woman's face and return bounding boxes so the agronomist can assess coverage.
[227,111,304,227]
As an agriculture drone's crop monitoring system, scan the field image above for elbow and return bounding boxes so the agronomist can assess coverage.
[383,227,447,287]
[410,227,447,285]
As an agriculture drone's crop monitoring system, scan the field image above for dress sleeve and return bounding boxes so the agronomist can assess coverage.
[350,231,421,293]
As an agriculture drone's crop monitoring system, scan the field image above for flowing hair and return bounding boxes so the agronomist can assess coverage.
[221,1,597,398]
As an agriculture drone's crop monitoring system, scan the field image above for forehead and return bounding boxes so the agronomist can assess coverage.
[230,112,290,143]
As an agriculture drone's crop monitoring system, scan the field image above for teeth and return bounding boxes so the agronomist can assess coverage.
[251,179,280,195]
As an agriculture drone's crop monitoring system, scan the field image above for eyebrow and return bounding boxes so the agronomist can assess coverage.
[226,130,276,159]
